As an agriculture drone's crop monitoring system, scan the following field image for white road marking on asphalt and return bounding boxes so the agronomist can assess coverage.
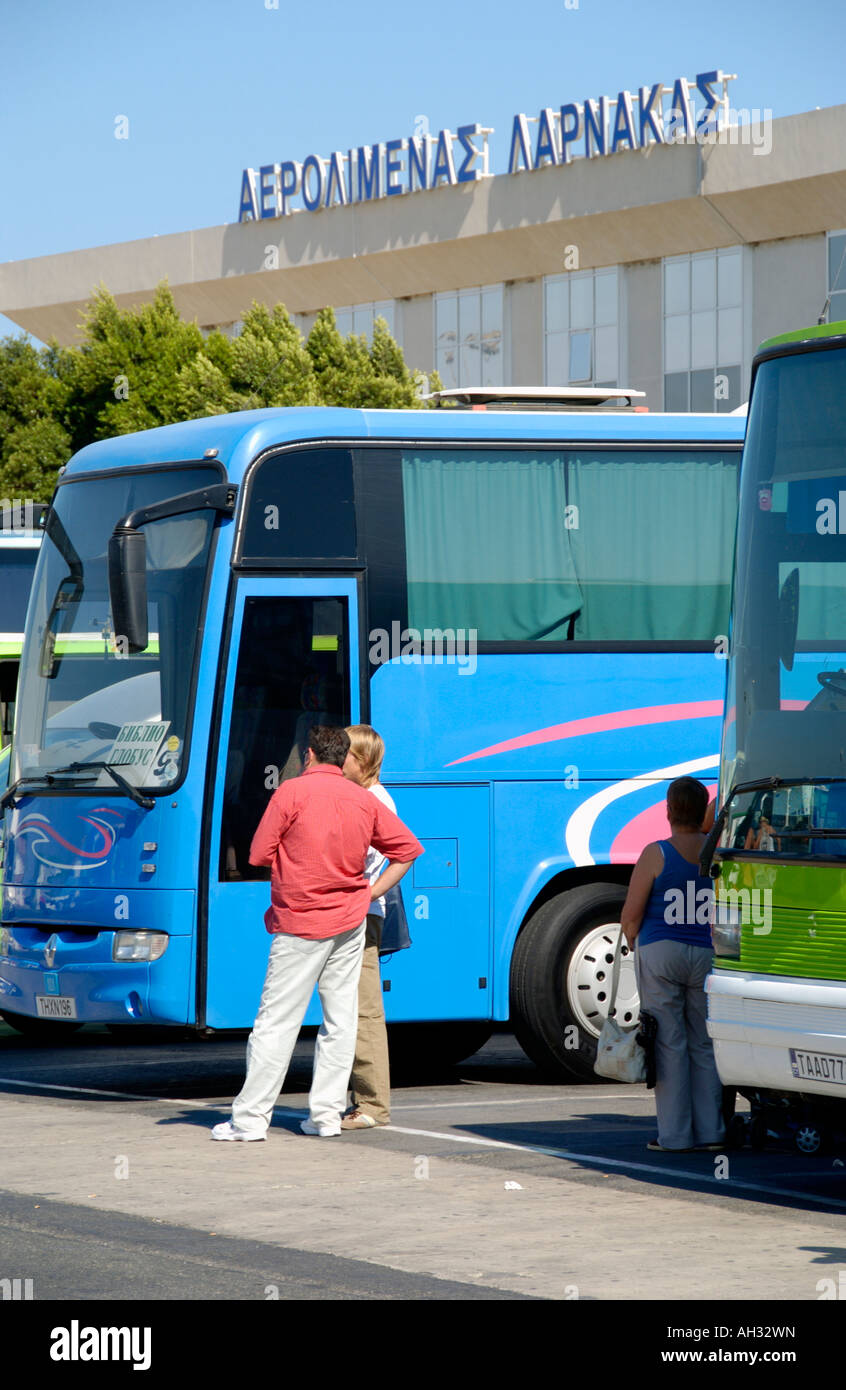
[391,1096,655,1110]
[0,1077,650,1111]
[383,1123,846,1212]
[1,1077,841,1212]
[0,1077,210,1105]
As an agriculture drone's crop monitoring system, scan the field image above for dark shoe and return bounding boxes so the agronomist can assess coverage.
[694,1141,726,1151]
[647,1139,694,1152]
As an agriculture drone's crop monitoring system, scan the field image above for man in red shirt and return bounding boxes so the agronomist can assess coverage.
[212,725,422,1140]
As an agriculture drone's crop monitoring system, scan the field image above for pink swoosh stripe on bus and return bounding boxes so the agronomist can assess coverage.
[446,701,723,766]
[609,787,717,864]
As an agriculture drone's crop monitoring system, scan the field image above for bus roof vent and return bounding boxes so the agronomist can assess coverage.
[423,386,648,412]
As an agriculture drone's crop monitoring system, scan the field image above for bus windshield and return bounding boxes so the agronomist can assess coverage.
[721,343,846,856]
[13,464,220,792]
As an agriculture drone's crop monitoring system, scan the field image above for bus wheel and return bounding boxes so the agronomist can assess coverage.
[0,1008,82,1039]
[510,883,632,1081]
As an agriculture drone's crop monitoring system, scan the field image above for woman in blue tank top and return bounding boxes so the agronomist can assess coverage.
[621,776,724,1153]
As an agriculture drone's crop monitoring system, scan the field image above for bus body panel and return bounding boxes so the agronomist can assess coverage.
[0,921,194,1024]
[374,784,491,1020]
[374,653,724,1019]
[707,969,846,1096]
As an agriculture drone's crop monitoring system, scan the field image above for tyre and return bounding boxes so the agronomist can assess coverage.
[510,883,634,1080]
[387,1022,493,1075]
[0,1008,82,1039]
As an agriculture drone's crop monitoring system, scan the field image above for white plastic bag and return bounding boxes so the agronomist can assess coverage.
[593,930,646,1083]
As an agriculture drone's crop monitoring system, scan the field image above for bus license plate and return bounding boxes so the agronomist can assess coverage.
[35,995,77,1020]
[789,1048,846,1085]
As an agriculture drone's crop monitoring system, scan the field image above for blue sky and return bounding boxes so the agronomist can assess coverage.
[1,0,844,339]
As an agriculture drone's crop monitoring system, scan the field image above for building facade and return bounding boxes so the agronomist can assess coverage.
[2,103,845,412]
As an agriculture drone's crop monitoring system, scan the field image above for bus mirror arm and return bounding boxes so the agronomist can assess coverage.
[699,806,728,877]
[108,483,238,655]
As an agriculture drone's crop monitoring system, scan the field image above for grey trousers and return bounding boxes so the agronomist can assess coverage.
[635,939,724,1150]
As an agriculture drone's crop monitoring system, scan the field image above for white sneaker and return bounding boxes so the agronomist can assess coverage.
[211,1121,265,1142]
[300,1118,341,1137]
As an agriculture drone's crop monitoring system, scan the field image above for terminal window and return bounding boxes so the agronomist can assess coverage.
[663,248,743,412]
[434,286,504,389]
[334,300,396,345]
[826,231,846,325]
[544,268,619,389]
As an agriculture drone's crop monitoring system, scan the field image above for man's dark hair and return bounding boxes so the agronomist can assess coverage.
[308,725,350,768]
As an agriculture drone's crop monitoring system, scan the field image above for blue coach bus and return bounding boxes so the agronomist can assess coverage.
[0,398,744,1076]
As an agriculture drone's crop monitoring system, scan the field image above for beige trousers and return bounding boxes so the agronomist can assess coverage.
[349,914,391,1123]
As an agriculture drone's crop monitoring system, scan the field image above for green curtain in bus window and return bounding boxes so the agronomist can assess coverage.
[567,453,737,640]
[402,452,582,640]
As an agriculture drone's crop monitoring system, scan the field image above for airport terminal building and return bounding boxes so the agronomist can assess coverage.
[2,77,845,412]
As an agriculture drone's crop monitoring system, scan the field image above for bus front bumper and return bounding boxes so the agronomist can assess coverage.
[0,925,192,1025]
[706,968,846,1098]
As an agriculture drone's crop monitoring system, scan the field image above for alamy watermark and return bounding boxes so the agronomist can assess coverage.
[0,498,40,531]
[1,1277,33,1300]
[665,884,772,935]
[369,622,477,676]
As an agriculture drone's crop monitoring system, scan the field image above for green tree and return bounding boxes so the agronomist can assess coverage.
[177,302,319,416]
[306,308,425,408]
[0,337,71,500]
[0,284,438,505]
[64,283,204,447]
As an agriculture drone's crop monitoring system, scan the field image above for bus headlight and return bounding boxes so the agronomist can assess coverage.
[0,926,9,956]
[711,901,741,959]
[112,931,169,961]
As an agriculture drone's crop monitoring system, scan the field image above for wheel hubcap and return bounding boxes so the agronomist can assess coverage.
[566,922,639,1040]
[796,1126,821,1153]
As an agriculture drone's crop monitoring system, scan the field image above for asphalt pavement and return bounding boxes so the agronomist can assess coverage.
[2,1024,846,1305]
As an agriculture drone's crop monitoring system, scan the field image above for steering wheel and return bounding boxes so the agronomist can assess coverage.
[816,670,846,697]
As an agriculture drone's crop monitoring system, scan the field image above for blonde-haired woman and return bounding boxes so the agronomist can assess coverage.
[341,724,394,1128]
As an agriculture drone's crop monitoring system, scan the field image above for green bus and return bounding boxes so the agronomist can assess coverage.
[703,319,846,1115]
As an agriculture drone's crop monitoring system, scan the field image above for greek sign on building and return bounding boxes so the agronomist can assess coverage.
[237,69,738,222]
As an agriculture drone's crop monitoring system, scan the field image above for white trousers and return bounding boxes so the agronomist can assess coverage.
[231,920,366,1135]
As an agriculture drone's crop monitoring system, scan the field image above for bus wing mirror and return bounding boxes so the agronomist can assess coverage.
[779,567,799,673]
[108,527,149,654]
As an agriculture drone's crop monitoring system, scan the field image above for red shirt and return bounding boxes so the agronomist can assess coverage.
[249,764,423,939]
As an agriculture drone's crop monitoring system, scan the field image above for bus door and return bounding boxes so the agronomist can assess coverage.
[204,577,361,1028]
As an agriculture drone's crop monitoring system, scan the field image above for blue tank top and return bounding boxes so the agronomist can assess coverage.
[638,840,714,949]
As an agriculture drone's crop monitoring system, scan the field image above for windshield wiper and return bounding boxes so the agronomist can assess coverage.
[1,762,154,811]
